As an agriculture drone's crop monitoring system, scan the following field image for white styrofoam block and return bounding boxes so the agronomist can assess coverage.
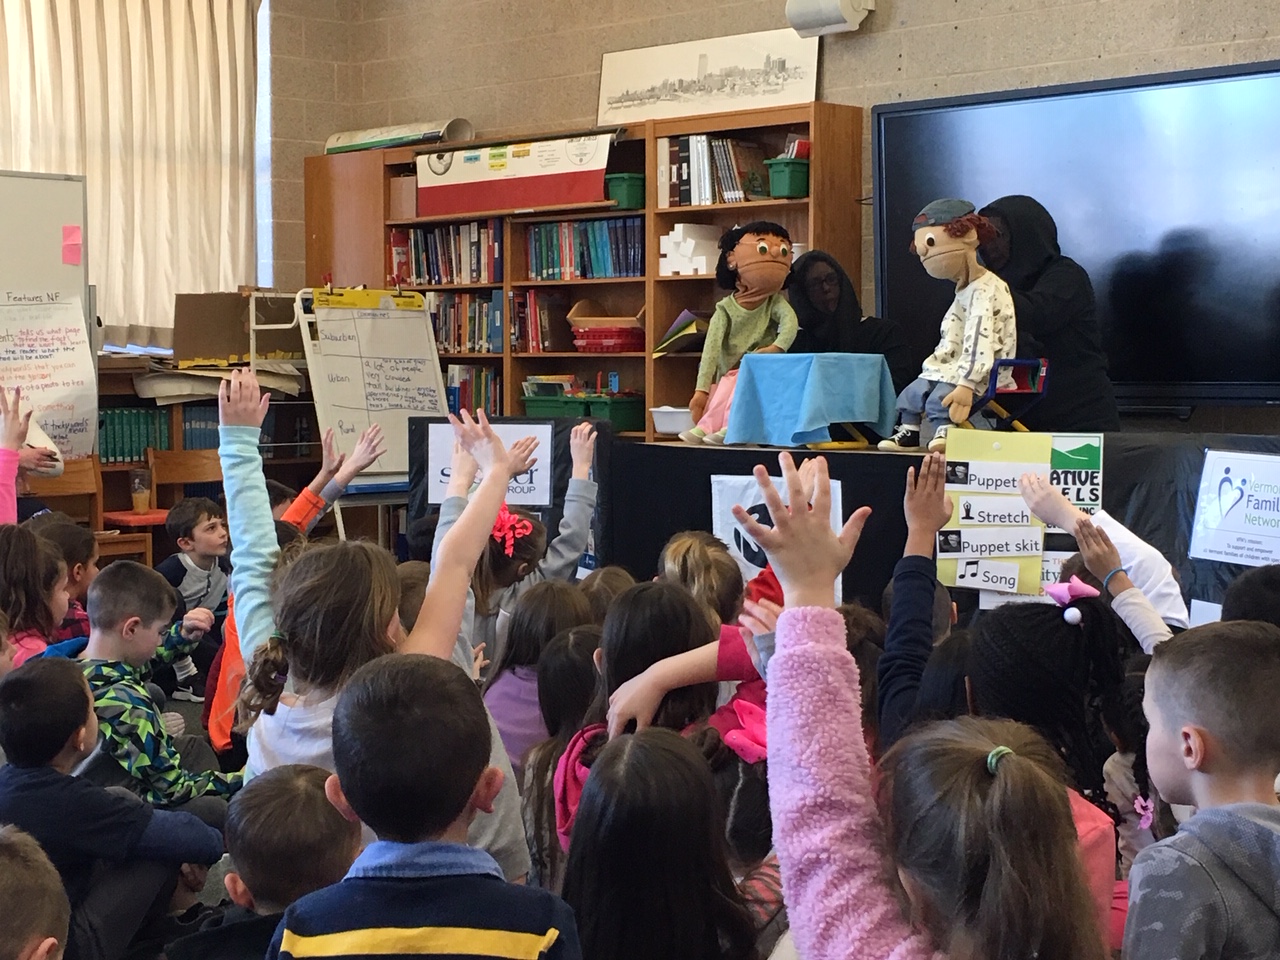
[671,223,721,244]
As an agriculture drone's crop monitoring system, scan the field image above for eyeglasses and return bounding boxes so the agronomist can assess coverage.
[805,272,840,291]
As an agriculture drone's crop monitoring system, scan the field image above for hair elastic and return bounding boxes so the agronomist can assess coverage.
[1102,566,1129,594]
[986,745,1014,775]
[491,503,534,558]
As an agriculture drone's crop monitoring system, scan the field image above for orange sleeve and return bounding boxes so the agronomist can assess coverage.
[281,488,326,531]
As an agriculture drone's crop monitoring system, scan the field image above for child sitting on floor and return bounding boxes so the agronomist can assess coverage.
[0,524,69,667]
[22,515,97,647]
[166,764,362,960]
[0,826,71,960]
[268,655,580,960]
[577,566,634,625]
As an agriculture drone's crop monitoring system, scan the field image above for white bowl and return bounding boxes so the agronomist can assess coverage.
[650,405,694,434]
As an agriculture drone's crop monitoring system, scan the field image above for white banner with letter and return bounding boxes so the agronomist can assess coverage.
[1189,449,1280,567]
[710,473,842,602]
[425,421,555,506]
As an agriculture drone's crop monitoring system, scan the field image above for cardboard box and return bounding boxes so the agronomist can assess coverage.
[171,293,304,368]
[567,300,645,330]
[389,176,417,220]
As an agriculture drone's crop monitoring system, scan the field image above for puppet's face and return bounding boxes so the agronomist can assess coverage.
[914,223,978,282]
[729,232,792,293]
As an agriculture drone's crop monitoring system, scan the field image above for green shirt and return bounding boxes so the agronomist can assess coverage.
[696,292,798,393]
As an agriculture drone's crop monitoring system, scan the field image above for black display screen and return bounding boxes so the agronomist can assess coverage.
[873,63,1280,404]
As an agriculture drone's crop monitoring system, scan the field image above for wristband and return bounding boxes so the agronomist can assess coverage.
[1102,566,1128,593]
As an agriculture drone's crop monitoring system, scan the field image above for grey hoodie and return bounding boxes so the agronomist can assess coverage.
[1124,802,1280,960]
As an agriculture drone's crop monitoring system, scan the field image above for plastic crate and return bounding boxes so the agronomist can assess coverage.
[572,326,645,353]
[585,394,645,432]
[604,173,645,210]
[522,395,591,419]
[764,158,809,198]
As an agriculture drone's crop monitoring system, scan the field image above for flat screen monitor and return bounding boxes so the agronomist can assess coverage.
[872,62,1280,405]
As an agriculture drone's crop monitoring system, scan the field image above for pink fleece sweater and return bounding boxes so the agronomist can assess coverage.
[1,448,18,525]
[767,606,943,960]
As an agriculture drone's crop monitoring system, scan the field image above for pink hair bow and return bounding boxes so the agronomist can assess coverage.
[491,504,534,558]
[723,699,767,764]
[1133,795,1155,831]
[1044,575,1101,606]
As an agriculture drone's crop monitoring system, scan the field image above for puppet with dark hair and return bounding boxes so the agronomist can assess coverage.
[879,199,1018,453]
[680,221,798,445]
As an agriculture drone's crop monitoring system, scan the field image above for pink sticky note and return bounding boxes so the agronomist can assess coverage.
[63,225,82,244]
[62,242,81,266]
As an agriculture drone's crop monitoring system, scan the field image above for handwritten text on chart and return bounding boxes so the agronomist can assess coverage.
[0,299,96,457]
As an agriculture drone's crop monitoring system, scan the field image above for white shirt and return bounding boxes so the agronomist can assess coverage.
[919,270,1018,392]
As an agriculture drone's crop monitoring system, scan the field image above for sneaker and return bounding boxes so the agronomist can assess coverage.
[678,426,707,444]
[702,429,728,446]
[877,424,921,451]
[172,675,206,703]
[927,425,950,452]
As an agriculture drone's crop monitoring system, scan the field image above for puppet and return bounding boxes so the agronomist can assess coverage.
[878,199,1017,453]
[679,221,798,445]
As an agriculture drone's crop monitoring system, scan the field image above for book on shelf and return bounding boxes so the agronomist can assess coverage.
[389,218,504,286]
[524,217,644,281]
[662,136,771,207]
[653,309,712,357]
[511,289,572,353]
[429,290,504,354]
[445,365,501,417]
[100,407,168,464]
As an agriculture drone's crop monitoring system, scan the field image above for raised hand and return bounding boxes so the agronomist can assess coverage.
[506,436,539,480]
[347,423,386,473]
[218,369,271,429]
[1019,473,1083,531]
[319,428,346,480]
[446,441,480,498]
[569,422,597,480]
[905,452,953,535]
[1075,517,1125,585]
[0,386,32,452]
[732,453,871,610]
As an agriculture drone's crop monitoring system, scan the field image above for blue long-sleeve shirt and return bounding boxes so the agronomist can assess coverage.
[876,555,940,749]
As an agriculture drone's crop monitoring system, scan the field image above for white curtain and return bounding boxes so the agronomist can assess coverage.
[0,0,258,349]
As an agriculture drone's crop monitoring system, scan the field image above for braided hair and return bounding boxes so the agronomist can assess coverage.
[968,598,1124,807]
[1101,655,1153,808]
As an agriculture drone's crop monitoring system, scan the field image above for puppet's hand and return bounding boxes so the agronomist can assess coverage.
[689,390,709,424]
[941,385,973,424]
[753,344,784,355]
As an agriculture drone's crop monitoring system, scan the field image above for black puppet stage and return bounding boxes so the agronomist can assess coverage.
[406,419,1280,611]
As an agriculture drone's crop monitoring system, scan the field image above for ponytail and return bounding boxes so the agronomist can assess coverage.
[881,717,1108,960]
[236,634,289,731]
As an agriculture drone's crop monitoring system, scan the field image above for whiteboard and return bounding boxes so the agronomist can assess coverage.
[300,289,448,476]
[0,171,90,335]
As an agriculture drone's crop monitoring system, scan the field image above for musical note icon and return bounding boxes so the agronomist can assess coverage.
[957,559,979,581]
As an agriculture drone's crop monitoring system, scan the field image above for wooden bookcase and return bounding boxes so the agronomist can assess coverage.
[304,102,863,441]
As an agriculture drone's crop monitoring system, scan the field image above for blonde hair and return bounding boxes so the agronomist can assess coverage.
[879,717,1107,960]
[657,531,743,627]
[238,540,399,730]
[579,566,636,624]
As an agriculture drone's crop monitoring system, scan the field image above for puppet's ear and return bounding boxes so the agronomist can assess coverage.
[725,247,738,271]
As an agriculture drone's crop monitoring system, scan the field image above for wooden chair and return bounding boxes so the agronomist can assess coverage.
[23,456,153,565]
[147,448,224,509]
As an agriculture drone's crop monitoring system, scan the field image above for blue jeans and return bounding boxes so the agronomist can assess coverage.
[896,377,956,428]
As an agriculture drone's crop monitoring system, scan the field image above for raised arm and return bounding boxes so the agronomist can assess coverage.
[0,386,32,524]
[1075,518,1172,654]
[524,422,598,585]
[217,370,281,664]
[735,453,937,960]
[879,453,953,749]
[400,411,537,659]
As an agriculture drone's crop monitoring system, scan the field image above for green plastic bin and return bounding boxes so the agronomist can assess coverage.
[522,395,590,419]
[586,394,645,432]
[764,158,809,199]
[605,173,645,210]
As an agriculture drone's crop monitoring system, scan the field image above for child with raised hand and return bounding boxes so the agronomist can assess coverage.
[218,369,538,879]
[1075,517,1172,653]
[1125,622,1280,960]
[738,452,1109,960]
[1020,473,1189,630]
[0,385,32,525]
[436,420,597,675]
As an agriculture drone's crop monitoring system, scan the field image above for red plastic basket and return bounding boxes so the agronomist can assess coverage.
[573,326,645,353]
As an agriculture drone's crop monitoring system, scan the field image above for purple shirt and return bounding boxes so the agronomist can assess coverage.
[483,666,548,785]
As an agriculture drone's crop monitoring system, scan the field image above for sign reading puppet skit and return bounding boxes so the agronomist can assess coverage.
[1189,449,1280,567]
[940,430,1052,595]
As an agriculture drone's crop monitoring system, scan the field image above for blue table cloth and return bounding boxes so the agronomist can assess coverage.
[725,353,898,446]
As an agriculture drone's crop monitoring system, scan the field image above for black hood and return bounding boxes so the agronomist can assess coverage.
[788,250,863,333]
[980,195,1061,290]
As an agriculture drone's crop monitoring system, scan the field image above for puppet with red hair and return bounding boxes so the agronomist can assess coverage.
[879,199,1017,452]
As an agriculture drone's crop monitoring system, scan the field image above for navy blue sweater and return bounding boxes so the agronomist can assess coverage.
[876,555,941,748]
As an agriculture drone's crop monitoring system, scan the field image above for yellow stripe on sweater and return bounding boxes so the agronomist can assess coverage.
[279,925,560,959]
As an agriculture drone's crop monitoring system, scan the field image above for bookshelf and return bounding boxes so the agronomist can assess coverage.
[303,101,862,441]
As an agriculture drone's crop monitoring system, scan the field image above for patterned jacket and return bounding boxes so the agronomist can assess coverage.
[82,625,242,807]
